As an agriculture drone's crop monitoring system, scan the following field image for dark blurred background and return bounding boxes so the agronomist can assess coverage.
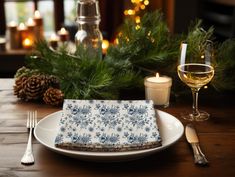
[0,0,235,77]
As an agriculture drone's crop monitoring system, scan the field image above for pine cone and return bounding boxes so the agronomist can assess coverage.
[23,75,47,100]
[14,66,39,79]
[43,75,60,89]
[14,76,29,100]
[43,87,64,106]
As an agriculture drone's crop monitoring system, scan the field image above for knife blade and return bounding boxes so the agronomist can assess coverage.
[185,124,209,166]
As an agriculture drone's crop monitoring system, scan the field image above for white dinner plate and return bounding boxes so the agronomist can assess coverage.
[34,110,184,162]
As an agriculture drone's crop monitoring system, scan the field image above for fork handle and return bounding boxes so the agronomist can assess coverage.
[191,143,209,166]
[21,128,34,165]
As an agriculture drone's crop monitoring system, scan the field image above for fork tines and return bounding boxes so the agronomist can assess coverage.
[27,111,37,129]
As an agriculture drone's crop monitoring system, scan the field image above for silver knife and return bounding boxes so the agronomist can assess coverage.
[185,124,209,166]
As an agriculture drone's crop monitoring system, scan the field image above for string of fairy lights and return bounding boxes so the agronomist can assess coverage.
[124,0,150,29]
[102,0,150,53]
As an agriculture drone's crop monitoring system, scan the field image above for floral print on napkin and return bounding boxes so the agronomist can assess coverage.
[55,100,162,152]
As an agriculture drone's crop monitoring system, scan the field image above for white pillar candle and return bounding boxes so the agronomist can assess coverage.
[26,18,36,43]
[49,33,59,49]
[33,10,44,40]
[144,73,172,107]
[7,21,20,49]
[58,27,69,42]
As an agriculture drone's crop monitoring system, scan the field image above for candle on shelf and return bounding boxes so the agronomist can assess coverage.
[0,38,6,51]
[144,73,172,107]
[102,39,109,54]
[7,21,20,49]
[33,10,44,40]
[26,18,36,43]
[22,38,33,50]
[58,27,69,42]
[18,22,29,49]
[49,33,59,49]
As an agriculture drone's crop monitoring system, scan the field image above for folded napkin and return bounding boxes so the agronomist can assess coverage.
[55,100,162,152]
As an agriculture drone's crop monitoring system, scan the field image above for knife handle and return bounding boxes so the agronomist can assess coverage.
[191,143,209,166]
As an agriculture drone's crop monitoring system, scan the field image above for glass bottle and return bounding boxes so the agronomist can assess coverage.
[75,0,103,59]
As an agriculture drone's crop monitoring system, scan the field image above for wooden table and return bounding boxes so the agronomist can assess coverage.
[0,79,235,177]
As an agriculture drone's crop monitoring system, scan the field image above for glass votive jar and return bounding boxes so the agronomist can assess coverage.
[144,73,172,108]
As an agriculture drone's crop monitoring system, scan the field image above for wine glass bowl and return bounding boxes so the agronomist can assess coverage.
[177,41,215,121]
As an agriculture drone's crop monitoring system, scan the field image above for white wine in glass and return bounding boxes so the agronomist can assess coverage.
[177,42,215,121]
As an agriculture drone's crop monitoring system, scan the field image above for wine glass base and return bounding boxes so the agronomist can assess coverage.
[180,110,210,121]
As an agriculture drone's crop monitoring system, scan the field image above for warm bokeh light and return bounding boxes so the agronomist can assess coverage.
[127,9,135,15]
[144,0,149,6]
[8,21,17,27]
[50,33,59,41]
[27,18,35,26]
[102,39,110,54]
[22,38,33,49]
[156,73,160,78]
[135,25,140,30]
[34,10,41,18]
[18,23,27,30]
[124,0,149,24]
[59,27,68,35]
[135,16,141,23]
[114,38,119,45]
[140,4,146,10]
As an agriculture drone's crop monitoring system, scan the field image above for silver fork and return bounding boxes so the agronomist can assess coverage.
[21,111,37,165]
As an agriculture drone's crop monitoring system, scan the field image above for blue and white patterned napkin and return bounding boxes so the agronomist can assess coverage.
[55,100,162,152]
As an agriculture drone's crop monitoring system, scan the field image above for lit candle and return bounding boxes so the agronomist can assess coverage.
[26,18,36,44]
[144,73,172,107]
[102,39,109,54]
[33,10,44,40]
[7,21,20,49]
[58,27,69,42]
[27,18,35,27]
[22,38,33,50]
[18,23,29,49]
[49,33,59,49]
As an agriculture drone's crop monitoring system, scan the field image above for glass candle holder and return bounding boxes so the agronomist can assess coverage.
[75,0,103,59]
[144,73,172,108]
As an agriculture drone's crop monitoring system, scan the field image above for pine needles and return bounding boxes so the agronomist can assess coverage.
[24,10,235,100]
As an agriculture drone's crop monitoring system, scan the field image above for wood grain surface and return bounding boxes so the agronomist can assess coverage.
[0,79,234,177]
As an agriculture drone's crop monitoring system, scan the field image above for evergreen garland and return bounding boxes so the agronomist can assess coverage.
[26,42,141,99]
[211,39,235,91]
[106,11,179,75]
[21,11,235,101]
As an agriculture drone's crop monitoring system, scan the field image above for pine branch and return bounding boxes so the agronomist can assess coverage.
[211,39,235,91]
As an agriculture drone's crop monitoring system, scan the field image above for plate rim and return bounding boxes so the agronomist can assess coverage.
[34,109,184,158]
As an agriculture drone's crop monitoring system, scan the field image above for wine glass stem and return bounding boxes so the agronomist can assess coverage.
[191,88,200,117]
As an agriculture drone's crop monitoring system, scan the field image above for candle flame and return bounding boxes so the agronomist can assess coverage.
[34,10,41,18]
[59,27,67,34]
[18,23,26,30]
[27,18,35,26]
[50,33,58,41]
[23,38,33,46]
[9,21,17,27]
[156,73,159,78]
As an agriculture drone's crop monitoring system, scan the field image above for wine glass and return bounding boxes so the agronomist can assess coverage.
[177,40,215,121]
